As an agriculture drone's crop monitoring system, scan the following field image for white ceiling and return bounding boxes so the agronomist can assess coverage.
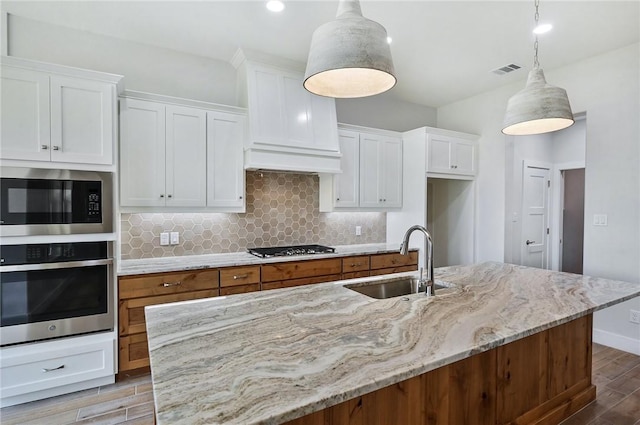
[3,1,639,107]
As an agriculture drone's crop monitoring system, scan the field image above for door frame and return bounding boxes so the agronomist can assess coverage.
[521,160,553,269]
[550,161,586,271]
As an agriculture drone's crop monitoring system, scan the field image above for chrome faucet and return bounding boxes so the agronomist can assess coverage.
[399,225,435,296]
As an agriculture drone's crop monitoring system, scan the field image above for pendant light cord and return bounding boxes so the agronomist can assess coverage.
[533,0,540,69]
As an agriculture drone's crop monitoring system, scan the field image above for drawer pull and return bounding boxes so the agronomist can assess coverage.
[350,263,362,267]
[42,365,65,373]
[233,274,249,280]
[161,281,182,287]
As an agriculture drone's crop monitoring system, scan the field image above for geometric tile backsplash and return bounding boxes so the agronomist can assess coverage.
[120,170,387,259]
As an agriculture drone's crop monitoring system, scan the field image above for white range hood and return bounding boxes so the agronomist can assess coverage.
[232,49,342,174]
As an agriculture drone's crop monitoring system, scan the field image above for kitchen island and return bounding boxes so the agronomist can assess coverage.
[145,262,640,425]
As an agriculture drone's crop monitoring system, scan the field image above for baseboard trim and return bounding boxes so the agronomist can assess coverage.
[593,328,640,355]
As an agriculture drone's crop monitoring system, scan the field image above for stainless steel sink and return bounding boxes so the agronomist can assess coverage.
[345,277,448,299]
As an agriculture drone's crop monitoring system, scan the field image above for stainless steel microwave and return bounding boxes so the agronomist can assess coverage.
[0,168,113,236]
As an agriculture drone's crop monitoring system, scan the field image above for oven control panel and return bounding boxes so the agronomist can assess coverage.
[0,242,108,265]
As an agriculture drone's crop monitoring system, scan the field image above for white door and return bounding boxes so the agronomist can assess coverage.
[359,133,383,208]
[521,161,551,269]
[50,76,113,165]
[119,98,167,207]
[207,111,245,208]
[165,105,207,207]
[0,66,51,161]
[380,136,402,207]
[334,130,359,208]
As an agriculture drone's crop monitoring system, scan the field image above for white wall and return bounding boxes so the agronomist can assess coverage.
[438,43,640,354]
[336,92,437,131]
[7,14,240,105]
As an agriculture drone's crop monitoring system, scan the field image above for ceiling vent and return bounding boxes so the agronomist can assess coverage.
[491,63,522,75]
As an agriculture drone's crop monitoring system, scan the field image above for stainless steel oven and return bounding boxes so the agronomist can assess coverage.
[0,241,114,346]
[0,167,113,236]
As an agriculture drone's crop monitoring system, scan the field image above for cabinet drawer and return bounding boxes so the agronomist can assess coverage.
[262,258,342,282]
[220,266,260,287]
[220,283,261,296]
[1,333,114,398]
[119,289,218,336]
[369,265,418,276]
[119,333,149,372]
[119,270,219,299]
[342,271,370,280]
[341,256,370,272]
[262,274,341,291]
[370,252,418,270]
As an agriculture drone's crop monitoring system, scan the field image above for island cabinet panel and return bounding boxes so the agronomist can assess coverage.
[369,251,419,276]
[284,315,594,425]
[496,330,549,423]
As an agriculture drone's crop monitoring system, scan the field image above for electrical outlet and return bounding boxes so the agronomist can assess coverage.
[160,232,170,246]
[355,226,362,236]
[630,309,640,324]
[170,232,179,245]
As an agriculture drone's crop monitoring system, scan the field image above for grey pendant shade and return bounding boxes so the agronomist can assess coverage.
[303,0,396,98]
[502,68,574,135]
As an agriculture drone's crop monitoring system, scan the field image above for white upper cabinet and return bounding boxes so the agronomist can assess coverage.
[120,98,207,208]
[360,133,402,208]
[426,134,477,176]
[320,125,402,212]
[50,76,114,165]
[0,67,51,161]
[165,105,207,207]
[233,50,341,173]
[119,98,166,207]
[206,111,245,209]
[333,130,360,208]
[0,57,121,167]
[120,92,246,211]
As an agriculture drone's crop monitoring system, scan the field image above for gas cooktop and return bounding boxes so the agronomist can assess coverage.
[247,244,336,258]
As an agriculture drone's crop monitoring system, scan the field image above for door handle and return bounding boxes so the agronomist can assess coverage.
[526,240,536,245]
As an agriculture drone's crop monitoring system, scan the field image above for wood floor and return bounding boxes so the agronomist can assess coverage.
[1,343,639,425]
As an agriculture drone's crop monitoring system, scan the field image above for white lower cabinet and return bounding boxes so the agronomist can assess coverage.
[0,332,115,407]
[320,125,402,211]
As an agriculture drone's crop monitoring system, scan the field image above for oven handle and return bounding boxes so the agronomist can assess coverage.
[0,258,113,273]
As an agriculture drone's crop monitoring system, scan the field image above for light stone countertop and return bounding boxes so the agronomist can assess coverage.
[145,262,640,425]
[118,243,412,276]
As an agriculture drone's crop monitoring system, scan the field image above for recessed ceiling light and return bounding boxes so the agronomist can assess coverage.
[386,36,392,44]
[533,23,553,34]
[266,0,285,13]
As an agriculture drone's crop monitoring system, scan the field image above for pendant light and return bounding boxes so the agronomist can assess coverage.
[303,0,396,98]
[502,0,574,136]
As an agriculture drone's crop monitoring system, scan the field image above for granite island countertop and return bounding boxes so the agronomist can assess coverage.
[118,243,413,276]
[144,262,640,425]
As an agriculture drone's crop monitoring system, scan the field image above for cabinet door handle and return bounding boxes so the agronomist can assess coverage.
[42,365,65,373]
[52,146,60,151]
[525,240,536,246]
[41,145,49,150]
[239,196,243,200]
[233,274,249,280]
[336,198,340,201]
[160,194,164,198]
[161,281,182,287]
[167,194,172,198]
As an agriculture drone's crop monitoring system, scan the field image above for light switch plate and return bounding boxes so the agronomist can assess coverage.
[170,232,180,245]
[160,232,170,246]
[593,214,608,226]
[355,226,362,236]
